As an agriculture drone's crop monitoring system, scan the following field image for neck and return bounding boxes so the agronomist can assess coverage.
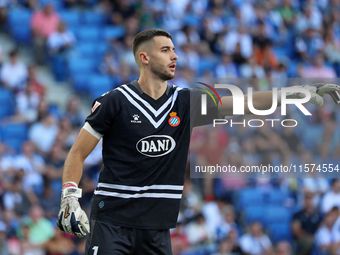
[138,72,168,100]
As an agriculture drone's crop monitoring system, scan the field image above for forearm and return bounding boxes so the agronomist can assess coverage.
[62,151,85,185]
[61,128,100,185]
[218,91,277,116]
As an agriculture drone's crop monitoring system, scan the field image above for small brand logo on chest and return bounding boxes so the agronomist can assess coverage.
[131,114,141,123]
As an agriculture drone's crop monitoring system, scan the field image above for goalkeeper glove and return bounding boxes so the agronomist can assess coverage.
[313,83,340,104]
[278,85,324,107]
[57,182,90,238]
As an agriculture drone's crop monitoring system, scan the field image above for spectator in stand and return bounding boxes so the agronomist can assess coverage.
[27,64,45,96]
[170,222,189,255]
[31,2,60,64]
[239,221,273,255]
[216,205,239,242]
[18,205,54,255]
[240,56,266,78]
[324,27,340,77]
[176,44,199,72]
[215,53,238,78]
[277,0,297,27]
[321,179,340,214]
[47,21,76,81]
[0,221,8,255]
[28,114,59,156]
[292,192,323,255]
[47,21,76,57]
[99,51,120,76]
[13,141,45,195]
[185,213,214,247]
[174,25,200,48]
[15,80,41,123]
[301,53,336,79]
[42,228,75,255]
[314,207,338,255]
[0,49,28,92]
[295,28,324,62]
[223,25,253,59]
[2,176,32,218]
[275,241,292,255]
[40,181,62,219]
[212,238,235,255]
[295,5,322,34]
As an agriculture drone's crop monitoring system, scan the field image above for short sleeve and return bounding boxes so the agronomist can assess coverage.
[189,88,219,127]
[85,92,116,135]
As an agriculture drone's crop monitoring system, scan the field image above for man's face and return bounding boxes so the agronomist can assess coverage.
[148,36,178,81]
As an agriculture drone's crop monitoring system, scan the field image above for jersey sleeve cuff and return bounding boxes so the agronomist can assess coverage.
[83,122,103,140]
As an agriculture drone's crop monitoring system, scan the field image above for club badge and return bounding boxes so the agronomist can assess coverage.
[169,112,180,127]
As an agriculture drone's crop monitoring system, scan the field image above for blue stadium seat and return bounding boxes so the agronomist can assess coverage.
[76,27,101,42]
[11,25,31,44]
[7,8,31,27]
[88,75,114,99]
[72,73,94,92]
[68,58,96,75]
[59,10,80,26]
[0,123,28,141]
[5,138,26,153]
[83,11,105,25]
[264,206,291,225]
[0,89,15,119]
[237,188,264,209]
[39,0,65,10]
[245,206,265,224]
[266,189,289,205]
[267,223,292,243]
[103,26,126,40]
[76,43,97,58]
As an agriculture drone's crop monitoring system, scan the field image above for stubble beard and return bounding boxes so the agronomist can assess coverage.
[150,61,175,81]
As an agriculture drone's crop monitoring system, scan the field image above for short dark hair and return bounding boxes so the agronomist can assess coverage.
[132,29,173,58]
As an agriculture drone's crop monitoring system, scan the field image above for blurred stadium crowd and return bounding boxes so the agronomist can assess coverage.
[0,0,340,254]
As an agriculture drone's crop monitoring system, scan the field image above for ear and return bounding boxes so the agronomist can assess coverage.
[139,52,149,65]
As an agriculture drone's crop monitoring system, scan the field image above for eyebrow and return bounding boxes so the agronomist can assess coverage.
[160,46,175,51]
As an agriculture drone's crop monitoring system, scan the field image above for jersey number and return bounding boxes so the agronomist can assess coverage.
[92,246,99,255]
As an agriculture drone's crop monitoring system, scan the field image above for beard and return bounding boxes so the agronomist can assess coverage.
[150,60,175,81]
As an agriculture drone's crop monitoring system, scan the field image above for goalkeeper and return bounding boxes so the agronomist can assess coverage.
[57,29,340,255]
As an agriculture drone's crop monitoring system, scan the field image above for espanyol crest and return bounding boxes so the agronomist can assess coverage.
[168,112,180,127]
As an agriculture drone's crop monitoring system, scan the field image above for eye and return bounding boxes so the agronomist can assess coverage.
[162,49,167,52]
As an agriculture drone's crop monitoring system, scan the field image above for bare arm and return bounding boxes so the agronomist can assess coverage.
[62,128,100,185]
[218,91,275,116]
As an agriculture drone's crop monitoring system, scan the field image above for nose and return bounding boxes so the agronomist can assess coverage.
[172,51,178,61]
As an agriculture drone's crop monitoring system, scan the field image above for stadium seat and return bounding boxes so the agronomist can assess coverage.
[0,123,28,141]
[7,8,31,27]
[72,73,94,92]
[11,25,31,44]
[76,27,101,43]
[267,222,292,243]
[103,26,126,40]
[244,205,265,224]
[266,189,289,205]
[88,75,114,99]
[68,58,96,76]
[264,206,291,225]
[83,11,105,25]
[237,188,264,209]
[0,89,15,119]
[39,0,65,10]
[76,43,97,58]
[59,10,80,26]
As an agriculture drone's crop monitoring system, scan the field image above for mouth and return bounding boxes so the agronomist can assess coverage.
[169,63,176,71]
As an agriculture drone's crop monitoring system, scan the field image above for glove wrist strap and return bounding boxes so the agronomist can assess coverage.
[62,181,78,189]
[62,186,82,199]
